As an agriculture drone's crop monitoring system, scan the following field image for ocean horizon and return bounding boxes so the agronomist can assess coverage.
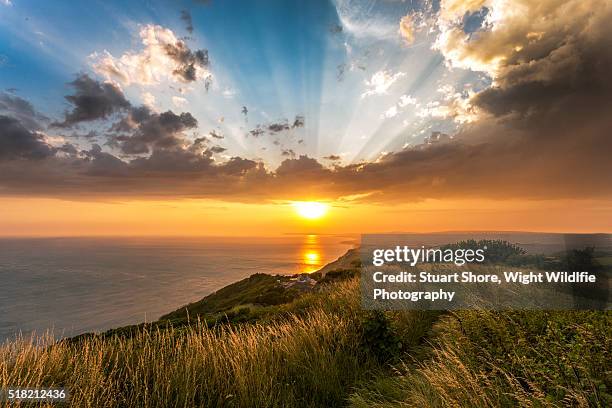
[0,235,357,341]
[2,231,609,342]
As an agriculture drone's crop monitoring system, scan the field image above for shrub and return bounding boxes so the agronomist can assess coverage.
[350,309,611,407]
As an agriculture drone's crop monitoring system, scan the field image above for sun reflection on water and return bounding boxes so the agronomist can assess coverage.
[300,235,323,273]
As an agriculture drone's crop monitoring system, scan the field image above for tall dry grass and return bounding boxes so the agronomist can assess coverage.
[4,269,607,408]
[349,309,611,408]
[1,280,373,407]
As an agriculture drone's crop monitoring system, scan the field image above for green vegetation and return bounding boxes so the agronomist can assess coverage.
[1,278,436,407]
[160,273,301,323]
[1,243,610,407]
[350,309,611,407]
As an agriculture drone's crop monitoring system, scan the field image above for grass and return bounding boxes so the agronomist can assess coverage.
[160,273,301,322]
[349,310,611,408]
[348,258,611,407]
[2,279,427,407]
[1,259,610,407]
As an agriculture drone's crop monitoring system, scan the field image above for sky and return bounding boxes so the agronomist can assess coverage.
[1,0,611,236]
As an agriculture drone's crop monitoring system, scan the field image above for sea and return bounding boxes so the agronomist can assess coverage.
[0,235,357,342]
[2,232,609,342]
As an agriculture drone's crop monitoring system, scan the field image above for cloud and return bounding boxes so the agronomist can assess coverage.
[141,92,157,109]
[209,145,226,154]
[52,74,130,127]
[108,107,198,155]
[439,0,487,22]
[275,155,325,177]
[382,94,419,120]
[267,121,290,133]
[172,96,188,108]
[0,117,611,202]
[1,1,611,203]
[249,115,304,136]
[382,105,398,118]
[329,24,343,35]
[417,94,477,124]
[333,0,399,40]
[430,0,612,122]
[91,25,211,86]
[361,70,405,98]
[434,0,601,83]
[209,130,224,139]
[0,92,48,130]
[398,94,417,107]
[0,115,55,160]
[281,149,296,158]
[249,127,264,138]
[399,14,415,44]
[292,115,305,128]
[50,75,199,155]
[222,88,237,98]
[180,10,194,34]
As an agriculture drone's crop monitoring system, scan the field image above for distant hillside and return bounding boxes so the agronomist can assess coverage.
[316,248,360,276]
[160,273,300,322]
[160,248,361,324]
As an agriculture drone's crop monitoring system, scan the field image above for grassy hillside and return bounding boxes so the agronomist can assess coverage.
[1,245,610,407]
[350,309,611,407]
[160,273,302,323]
[0,278,437,407]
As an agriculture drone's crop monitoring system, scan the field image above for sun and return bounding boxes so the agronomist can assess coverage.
[292,201,329,220]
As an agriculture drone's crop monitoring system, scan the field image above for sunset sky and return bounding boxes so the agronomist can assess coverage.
[1,0,611,236]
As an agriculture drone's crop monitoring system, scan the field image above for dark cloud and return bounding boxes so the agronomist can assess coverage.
[72,130,98,139]
[292,115,304,128]
[219,157,261,176]
[56,143,78,156]
[164,42,209,82]
[180,10,194,34]
[267,120,290,133]
[128,147,213,174]
[209,146,226,154]
[204,75,212,92]
[276,155,324,177]
[0,115,55,160]
[337,61,366,82]
[337,64,346,81]
[192,136,208,148]
[53,74,130,127]
[109,108,198,155]
[0,92,48,130]
[249,127,264,138]
[313,7,612,202]
[250,115,304,136]
[209,130,224,139]
[1,1,611,203]
[329,24,343,34]
[0,122,610,202]
[83,144,130,177]
[323,155,341,161]
[281,149,295,158]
